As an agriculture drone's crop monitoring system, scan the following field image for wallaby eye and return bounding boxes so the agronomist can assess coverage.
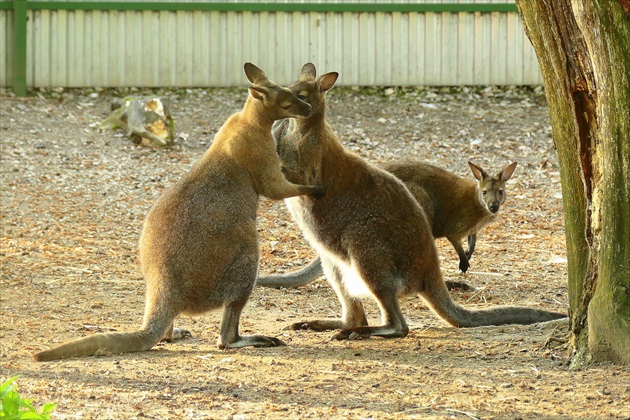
[499,190,504,195]
[297,94,307,100]
[482,190,487,196]
[282,104,292,110]
[298,91,309,100]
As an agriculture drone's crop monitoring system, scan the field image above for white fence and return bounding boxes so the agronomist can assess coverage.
[0,1,542,91]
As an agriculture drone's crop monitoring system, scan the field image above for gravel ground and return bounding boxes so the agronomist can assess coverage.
[1,84,628,419]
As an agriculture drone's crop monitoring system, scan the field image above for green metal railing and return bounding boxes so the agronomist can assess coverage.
[1,1,519,96]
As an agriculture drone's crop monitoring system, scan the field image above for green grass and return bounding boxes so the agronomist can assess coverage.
[0,377,56,419]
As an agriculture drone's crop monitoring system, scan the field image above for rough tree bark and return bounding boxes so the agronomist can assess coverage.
[515,0,629,365]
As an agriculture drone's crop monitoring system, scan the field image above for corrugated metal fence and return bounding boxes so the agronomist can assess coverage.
[0,1,542,95]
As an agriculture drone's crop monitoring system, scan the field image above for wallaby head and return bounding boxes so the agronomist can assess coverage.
[285,63,339,117]
[469,161,518,214]
[243,62,312,120]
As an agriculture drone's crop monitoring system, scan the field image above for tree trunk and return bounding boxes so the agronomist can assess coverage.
[515,0,630,365]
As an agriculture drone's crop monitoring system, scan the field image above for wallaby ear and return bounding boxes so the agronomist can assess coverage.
[318,72,339,92]
[300,63,317,81]
[244,62,268,85]
[468,161,486,181]
[499,162,518,181]
[248,86,268,102]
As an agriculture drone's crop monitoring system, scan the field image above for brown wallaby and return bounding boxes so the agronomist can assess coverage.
[257,160,517,289]
[385,160,517,273]
[33,63,324,362]
[269,63,565,339]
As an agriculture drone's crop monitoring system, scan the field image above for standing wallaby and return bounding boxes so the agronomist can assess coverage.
[384,160,517,273]
[257,161,517,289]
[33,63,323,362]
[270,63,565,340]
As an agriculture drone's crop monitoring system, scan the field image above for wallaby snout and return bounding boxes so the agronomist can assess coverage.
[280,94,312,120]
[487,194,502,213]
[296,99,312,117]
[479,179,506,214]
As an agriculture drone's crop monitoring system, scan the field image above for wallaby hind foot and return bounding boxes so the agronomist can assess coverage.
[329,290,410,340]
[285,257,410,340]
[217,301,286,349]
[288,318,409,341]
[332,324,410,341]
[219,336,285,349]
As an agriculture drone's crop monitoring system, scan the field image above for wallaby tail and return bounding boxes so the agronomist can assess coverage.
[33,323,168,362]
[257,257,323,288]
[420,281,567,327]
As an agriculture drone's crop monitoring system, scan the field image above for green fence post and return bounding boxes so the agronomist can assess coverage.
[13,0,27,96]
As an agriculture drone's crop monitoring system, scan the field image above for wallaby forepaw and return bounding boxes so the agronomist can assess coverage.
[332,330,350,340]
[332,329,370,341]
[310,185,326,199]
[285,320,336,331]
[172,328,192,340]
[285,321,314,331]
[162,328,192,343]
[445,280,475,291]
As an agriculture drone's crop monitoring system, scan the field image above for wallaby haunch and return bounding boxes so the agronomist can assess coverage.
[270,63,565,339]
[257,160,517,288]
[33,63,323,362]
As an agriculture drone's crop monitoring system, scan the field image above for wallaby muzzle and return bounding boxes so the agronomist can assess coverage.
[297,101,312,117]
[488,202,500,213]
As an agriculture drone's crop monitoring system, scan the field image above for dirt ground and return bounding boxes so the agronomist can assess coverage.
[1,84,628,419]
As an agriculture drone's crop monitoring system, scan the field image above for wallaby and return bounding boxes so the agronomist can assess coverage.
[269,63,565,340]
[33,63,323,362]
[384,160,517,273]
[257,160,517,289]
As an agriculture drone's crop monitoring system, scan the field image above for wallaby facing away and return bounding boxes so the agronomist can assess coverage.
[257,160,517,288]
[270,63,565,339]
[33,63,323,362]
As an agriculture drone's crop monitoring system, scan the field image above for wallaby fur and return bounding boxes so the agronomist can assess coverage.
[33,63,323,362]
[270,63,565,339]
[257,160,517,288]
[388,160,517,273]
